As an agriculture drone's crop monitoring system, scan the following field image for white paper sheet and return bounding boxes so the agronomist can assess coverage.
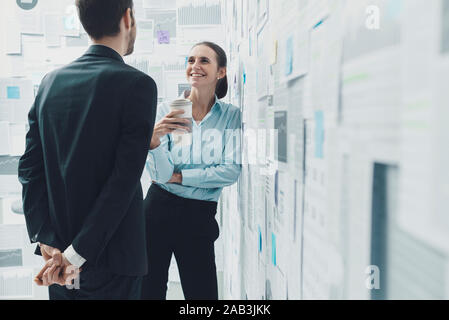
[134,19,155,54]
[43,14,61,47]
[0,122,11,155]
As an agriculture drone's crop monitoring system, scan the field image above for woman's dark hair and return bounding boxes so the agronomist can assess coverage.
[193,41,228,99]
[76,0,134,40]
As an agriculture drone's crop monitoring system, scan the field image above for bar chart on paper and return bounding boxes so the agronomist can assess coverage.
[177,0,222,25]
[0,268,33,299]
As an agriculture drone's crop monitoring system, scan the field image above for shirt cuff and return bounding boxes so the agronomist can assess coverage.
[181,168,202,187]
[149,144,165,167]
[64,244,86,268]
[148,142,165,156]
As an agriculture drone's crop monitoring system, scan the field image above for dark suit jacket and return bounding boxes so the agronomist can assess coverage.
[18,45,157,276]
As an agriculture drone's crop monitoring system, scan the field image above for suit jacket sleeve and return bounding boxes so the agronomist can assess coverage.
[71,75,157,263]
[18,91,64,251]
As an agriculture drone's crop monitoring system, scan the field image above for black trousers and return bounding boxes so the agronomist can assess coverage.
[48,263,142,300]
[141,184,219,300]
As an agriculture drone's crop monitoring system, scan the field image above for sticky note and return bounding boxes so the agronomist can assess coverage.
[285,36,293,76]
[249,36,253,56]
[242,66,246,84]
[157,30,170,44]
[271,232,276,266]
[315,110,324,158]
[7,86,20,99]
[270,40,278,65]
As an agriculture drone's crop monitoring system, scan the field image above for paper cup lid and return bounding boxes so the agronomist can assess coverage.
[170,98,192,107]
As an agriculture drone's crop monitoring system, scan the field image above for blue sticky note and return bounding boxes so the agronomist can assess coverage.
[285,36,293,76]
[157,30,170,44]
[315,111,324,158]
[271,233,276,266]
[258,226,262,253]
[7,86,20,99]
[242,66,246,84]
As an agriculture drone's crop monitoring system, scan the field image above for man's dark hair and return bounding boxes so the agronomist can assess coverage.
[76,0,134,40]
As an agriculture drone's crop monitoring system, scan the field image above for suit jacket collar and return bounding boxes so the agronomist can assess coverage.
[84,45,124,63]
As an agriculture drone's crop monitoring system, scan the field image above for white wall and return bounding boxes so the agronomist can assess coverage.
[218,0,449,300]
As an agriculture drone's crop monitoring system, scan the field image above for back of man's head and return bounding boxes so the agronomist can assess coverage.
[76,0,134,40]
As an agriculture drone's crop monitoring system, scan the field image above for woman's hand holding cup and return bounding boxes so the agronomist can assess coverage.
[150,110,192,150]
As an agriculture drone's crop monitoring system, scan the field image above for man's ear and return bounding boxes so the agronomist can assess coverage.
[130,8,135,27]
[123,8,133,30]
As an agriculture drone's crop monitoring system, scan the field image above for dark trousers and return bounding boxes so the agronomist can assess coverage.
[48,263,142,300]
[141,184,219,300]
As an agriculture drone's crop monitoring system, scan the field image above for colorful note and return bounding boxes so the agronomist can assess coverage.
[7,86,20,99]
[157,30,170,44]
[285,36,294,76]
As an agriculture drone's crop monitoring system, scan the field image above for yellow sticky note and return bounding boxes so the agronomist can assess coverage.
[270,40,278,65]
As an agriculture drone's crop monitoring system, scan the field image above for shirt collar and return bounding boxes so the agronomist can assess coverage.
[179,90,221,125]
[84,45,124,63]
[179,90,220,107]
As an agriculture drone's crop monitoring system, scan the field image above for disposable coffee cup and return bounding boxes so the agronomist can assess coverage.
[170,98,192,145]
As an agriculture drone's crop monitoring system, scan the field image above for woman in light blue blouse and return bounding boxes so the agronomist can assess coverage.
[141,42,242,300]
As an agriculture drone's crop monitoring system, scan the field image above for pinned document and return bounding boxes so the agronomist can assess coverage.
[44,14,62,47]
[0,122,11,155]
[285,36,293,76]
[314,111,324,159]
[6,19,22,55]
[270,40,278,65]
[6,87,20,100]
[134,20,154,53]
[157,30,170,44]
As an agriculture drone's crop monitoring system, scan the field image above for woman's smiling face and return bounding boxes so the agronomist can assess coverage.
[186,45,225,90]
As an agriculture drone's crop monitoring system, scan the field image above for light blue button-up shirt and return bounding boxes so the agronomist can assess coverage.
[146,92,242,202]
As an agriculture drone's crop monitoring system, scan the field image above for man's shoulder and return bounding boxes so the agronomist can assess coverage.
[103,62,154,82]
[119,65,157,89]
[39,59,156,99]
[64,59,156,86]
[116,62,148,77]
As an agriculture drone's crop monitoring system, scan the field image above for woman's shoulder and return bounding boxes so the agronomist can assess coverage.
[216,101,241,129]
[217,100,241,117]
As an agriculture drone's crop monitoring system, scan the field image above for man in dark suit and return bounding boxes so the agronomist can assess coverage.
[17,0,157,299]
